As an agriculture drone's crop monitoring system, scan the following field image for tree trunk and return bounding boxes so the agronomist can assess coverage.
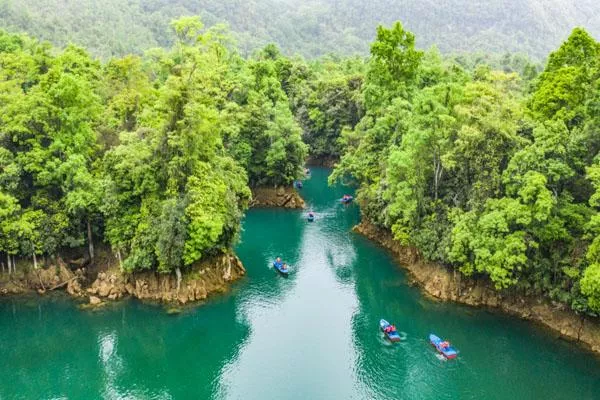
[7,254,11,275]
[33,252,38,269]
[116,250,123,270]
[1,261,4,274]
[87,219,94,261]
[12,255,16,273]
[175,267,182,293]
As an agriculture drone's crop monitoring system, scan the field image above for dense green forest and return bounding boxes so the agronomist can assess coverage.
[327,24,600,315]
[0,17,306,275]
[0,0,599,59]
[2,11,600,317]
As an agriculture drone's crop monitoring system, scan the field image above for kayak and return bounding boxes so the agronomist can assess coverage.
[429,334,458,359]
[273,261,289,276]
[307,213,315,222]
[380,319,401,342]
[340,195,353,204]
[295,180,303,189]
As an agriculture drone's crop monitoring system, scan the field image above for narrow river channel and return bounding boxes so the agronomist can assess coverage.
[1,167,599,399]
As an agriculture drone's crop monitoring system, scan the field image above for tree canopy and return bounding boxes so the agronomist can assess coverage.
[0,0,599,59]
[329,25,600,315]
[0,19,304,274]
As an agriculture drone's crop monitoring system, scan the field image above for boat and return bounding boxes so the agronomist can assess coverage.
[429,334,458,359]
[380,319,401,342]
[307,212,315,222]
[295,180,303,189]
[340,195,353,204]
[305,168,311,177]
[273,261,289,276]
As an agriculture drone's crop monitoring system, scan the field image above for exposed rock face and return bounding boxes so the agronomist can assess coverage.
[250,186,305,209]
[0,261,86,295]
[353,220,600,355]
[1,253,246,307]
[86,254,245,305]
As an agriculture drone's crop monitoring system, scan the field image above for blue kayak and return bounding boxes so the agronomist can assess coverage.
[307,213,315,222]
[295,180,303,189]
[273,261,289,276]
[429,334,458,359]
[380,319,401,342]
[340,195,353,204]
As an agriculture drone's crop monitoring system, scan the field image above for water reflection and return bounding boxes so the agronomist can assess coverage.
[218,169,366,399]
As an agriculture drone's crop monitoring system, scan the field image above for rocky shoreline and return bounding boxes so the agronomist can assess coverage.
[250,186,305,208]
[0,253,245,307]
[353,220,600,355]
[0,183,306,308]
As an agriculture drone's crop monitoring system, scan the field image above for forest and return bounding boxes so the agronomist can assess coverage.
[1,0,599,59]
[2,13,600,317]
[328,24,600,316]
[0,17,306,276]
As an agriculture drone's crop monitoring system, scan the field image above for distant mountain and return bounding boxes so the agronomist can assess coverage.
[0,0,598,59]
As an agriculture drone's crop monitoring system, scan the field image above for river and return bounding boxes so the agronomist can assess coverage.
[1,167,599,399]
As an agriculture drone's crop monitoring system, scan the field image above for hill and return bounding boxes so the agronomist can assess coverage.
[0,0,599,59]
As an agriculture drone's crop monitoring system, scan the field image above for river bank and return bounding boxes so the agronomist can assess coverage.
[0,252,245,307]
[250,186,305,208]
[353,220,600,355]
[0,184,305,306]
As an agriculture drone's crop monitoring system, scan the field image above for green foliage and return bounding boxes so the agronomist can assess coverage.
[3,12,600,317]
[0,0,598,60]
[0,20,299,275]
[224,46,307,186]
[332,25,600,315]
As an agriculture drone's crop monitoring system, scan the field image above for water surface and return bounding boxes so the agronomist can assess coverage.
[1,168,599,399]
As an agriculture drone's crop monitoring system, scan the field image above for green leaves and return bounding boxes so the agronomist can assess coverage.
[330,26,600,314]
[97,19,251,273]
[224,46,307,186]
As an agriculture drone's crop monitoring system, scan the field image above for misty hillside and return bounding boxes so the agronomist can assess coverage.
[0,0,599,59]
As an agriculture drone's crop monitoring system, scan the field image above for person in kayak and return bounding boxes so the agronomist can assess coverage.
[275,257,282,267]
[282,263,288,271]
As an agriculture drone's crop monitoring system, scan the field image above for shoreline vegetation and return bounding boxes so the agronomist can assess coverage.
[327,20,600,355]
[0,17,309,306]
[354,220,600,355]
[2,10,600,356]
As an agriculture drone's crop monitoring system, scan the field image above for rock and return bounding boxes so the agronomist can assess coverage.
[89,296,102,305]
[108,293,117,300]
[97,282,111,297]
[276,186,286,196]
[125,283,135,294]
[178,293,188,304]
[67,279,84,297]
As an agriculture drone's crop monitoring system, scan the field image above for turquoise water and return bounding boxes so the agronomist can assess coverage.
[1,167,600,399]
